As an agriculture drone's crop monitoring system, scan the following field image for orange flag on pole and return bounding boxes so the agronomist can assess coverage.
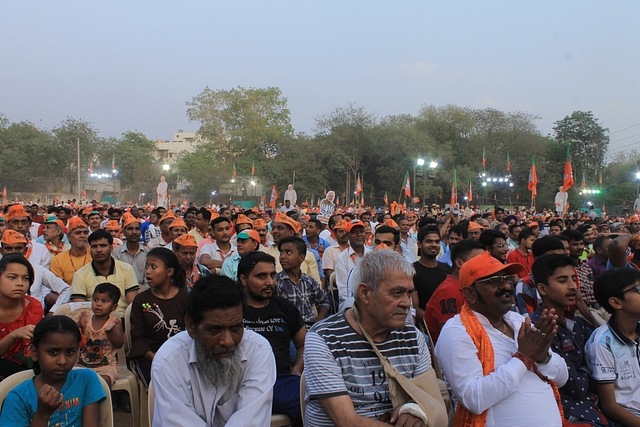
[563,143,574,191]
[528,156,538,198]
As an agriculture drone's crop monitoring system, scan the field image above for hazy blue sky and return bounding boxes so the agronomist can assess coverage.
[2,1,639,155]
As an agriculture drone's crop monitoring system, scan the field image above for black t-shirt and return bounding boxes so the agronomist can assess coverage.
[412,261,452,310]
[243,296,305,374]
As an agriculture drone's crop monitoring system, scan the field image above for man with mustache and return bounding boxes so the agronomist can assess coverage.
[151,275,276,426]
[435,251,569,426]
[304,250,447,426]
[239,252,306,427]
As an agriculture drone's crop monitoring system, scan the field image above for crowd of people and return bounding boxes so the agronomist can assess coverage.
[0,195,639,426]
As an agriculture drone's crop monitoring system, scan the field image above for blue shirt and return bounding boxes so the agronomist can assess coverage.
[0,368,106,427]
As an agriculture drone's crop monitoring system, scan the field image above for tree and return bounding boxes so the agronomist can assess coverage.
[186,86,293,180]
[553,111,609,181]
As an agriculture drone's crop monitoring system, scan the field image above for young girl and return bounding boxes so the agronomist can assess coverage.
[0,253,44,380]
[129,248,187,389]
[76,283,124,388]
[0,315,106,426]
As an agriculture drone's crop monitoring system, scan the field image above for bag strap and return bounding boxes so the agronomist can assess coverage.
[422,319,444,381]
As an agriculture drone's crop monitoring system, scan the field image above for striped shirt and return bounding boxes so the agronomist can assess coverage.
[303,310,431,426]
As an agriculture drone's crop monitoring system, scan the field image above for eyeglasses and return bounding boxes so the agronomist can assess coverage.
[620,285,640,296]
[475,275,515,286]
[491,243,508,249]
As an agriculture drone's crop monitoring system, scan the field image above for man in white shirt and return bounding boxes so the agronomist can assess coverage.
[435,251,569,427]
[152,275,276,427]
[334,220,371,302]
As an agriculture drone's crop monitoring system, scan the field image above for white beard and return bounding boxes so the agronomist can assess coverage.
[195,338,243,390]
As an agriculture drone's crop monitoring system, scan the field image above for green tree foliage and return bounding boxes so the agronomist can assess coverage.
[553,111,609,180]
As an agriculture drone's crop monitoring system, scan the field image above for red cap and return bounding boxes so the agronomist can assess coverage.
[346,220,365,233]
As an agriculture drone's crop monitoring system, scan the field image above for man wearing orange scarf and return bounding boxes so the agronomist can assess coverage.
[435,251,569,427]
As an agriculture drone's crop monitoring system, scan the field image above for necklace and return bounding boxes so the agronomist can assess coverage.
[69,251,90,271]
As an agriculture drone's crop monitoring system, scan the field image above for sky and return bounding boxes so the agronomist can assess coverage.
[2,1,639,156]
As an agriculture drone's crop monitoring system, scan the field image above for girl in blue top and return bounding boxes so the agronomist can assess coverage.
[0,315,106,427]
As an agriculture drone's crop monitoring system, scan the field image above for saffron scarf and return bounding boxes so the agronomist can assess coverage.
[455,304,566,427]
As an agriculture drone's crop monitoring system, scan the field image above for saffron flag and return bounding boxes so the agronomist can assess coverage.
[450,170,457,206]
[528,156,538,198]
[506,152,511,173]
[251,161,255,176]
[383,191,389,205]
[403,171,411,197]
[82,190,86,199]
[355,173,362,195]
[563,143,574,191]
[269,185,277,208]
[89,162,93,174]
[466,174,473,202]
[582,171,587,188]
[233,163,237,178]
[482,147,487,167]
[111,153,116,170]
[599,170,603,186]
[361,195,365,206]
[2,187,6,198]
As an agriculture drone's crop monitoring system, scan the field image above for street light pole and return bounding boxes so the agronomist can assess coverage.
[77,137,81,202]
[415,158,425,207]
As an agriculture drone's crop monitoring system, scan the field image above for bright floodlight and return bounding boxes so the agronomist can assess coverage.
[509,183,514,187]
[163,164,170,171]
[430,161,438,168]
[417,158,425,166]
[231,179,235,183]
[482,182,487,187]
[251,180,256,186]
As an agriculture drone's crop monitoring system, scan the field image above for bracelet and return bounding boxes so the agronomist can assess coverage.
[537,350,552,366]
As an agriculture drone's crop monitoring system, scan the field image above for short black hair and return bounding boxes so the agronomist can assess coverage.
[88,229,113,246]
[278,236,307,256]
[531,254,575,287]
[93,283,121,303]
[417,226,440,243]
[450,239,486,270]
[561,229,584,243]
[211,216,230,228]
[197,207,212,221]
[237,252,276,281]
[594,268,640,315]
[517,228,535,243]
[509,223,523,233]
[449,225,468,240]
[549,220,563,229]
[593,235,611,253]
[375,225,400,245]
[479,230,506,248]
[0,253,34,287]
[531,236,566,258]
[308,218,323,230]
[417,217,437,229]
[186,275,245,326]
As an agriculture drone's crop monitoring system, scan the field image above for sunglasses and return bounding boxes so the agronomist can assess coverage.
[475,275,515,286]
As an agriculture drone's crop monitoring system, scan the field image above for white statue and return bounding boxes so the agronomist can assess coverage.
[554,186,568,215]
[157,176,168,207]
[283,184,297,206]
[318,191,336,224]
[634,196,640,214]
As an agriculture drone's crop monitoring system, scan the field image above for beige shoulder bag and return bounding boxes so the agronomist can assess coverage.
[352,306,449,426]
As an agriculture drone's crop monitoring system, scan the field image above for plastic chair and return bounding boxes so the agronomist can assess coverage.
[147,380,155,427]
[270,414,291,426]
[113,345,140,427]
[125,303,150,427]
[0,367,114,427]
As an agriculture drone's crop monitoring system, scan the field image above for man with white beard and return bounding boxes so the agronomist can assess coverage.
[151,275,276,427]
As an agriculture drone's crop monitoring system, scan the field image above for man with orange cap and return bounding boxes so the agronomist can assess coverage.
[334,220,371,302]
[104,220,124,248]
[467,221,484,241]
[166,217,188,250]
[260,212,321,283]
[172,233,211,289]
[435,251,568,427]
[113,214,148,288]
[4,204,50,269]
[50,217,92,286]
[253,218,269,248]
[147,210,175,249]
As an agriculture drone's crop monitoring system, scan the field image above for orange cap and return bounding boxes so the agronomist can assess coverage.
[253,218,267,229]
[159,210,176,224]
[275,212,301,233]
[104,220,121,231]
[1,229,27,245]
[44,218,67,235]
[459,251,524,289]
[169,217,187,229]
[334,220,348,230]
[468,222,484,231]
[527,221,539,229]
[82,207,93,215]
[235,214,254,226]
[406,211,417,218]
[346,220,365,233]
[173,233,198,248]
[383,219,399,229]
[5,205,29,223]
[628,215,640,224]
[237,229,260,243]
[122,213,141,228]
[67,217,88,232]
